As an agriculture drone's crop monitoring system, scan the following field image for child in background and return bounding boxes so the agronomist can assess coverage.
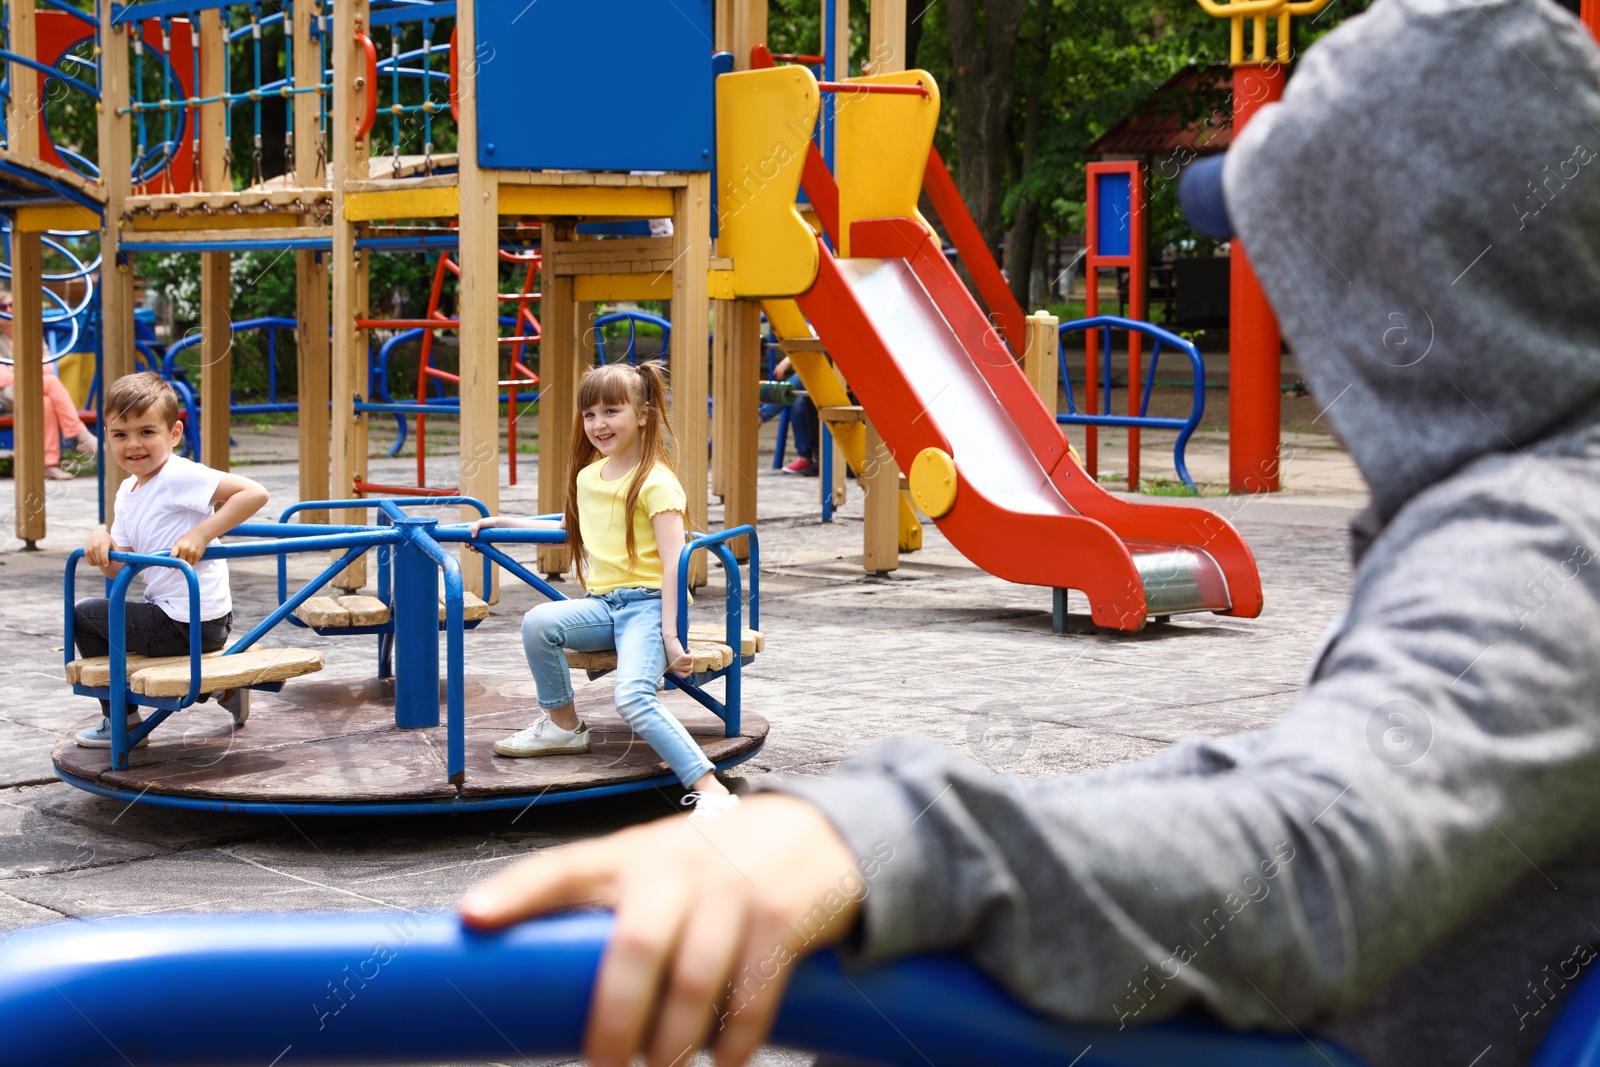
[74,372,269,746]
[0,287,98,480]
[470,361,736,815]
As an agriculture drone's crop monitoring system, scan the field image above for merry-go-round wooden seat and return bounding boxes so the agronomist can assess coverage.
[64,647,326,697]
[291,592,490,628]
[563,627,763,675]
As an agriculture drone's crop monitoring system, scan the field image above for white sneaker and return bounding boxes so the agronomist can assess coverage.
[682,790,741,822]
[493,714,590,757]
[216,688,249,728]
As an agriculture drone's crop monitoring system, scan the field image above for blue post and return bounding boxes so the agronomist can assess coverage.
[391,518,441,729]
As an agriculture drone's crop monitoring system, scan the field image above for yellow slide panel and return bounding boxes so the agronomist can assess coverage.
[835,70,941,257]
[762,299,923,551]
[717,67,821,298]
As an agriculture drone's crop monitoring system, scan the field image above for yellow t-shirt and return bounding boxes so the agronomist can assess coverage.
[576,459,688,593]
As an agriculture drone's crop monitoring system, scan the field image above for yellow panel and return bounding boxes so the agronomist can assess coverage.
[345,186,461,222]
[498,185,675,218]
[708,269,737,300]
[717,67,820,298]
[574,273,673,302]
[127,212,303,232]
[15,204,100,233]
[835,70,941,257]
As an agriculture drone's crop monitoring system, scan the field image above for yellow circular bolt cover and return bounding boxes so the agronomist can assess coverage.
[909,447,958,518]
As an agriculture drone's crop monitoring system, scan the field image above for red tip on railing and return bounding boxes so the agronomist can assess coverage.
[817,81,929,98]
[751,44,776,69]
[355,29,378,143]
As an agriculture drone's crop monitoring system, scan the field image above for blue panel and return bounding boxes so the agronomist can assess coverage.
[1096,172,1133,257]
[474,0,715,173]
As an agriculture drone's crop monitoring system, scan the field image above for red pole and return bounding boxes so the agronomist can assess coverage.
[1582,0,1597,39]
[1228,63,1285,494]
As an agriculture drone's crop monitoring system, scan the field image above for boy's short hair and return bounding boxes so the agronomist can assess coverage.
[105,372,181,428]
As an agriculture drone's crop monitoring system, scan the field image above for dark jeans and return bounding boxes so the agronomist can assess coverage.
[74,598,232,714]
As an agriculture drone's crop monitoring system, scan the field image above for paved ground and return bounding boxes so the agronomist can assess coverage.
[0,417,1366,1065]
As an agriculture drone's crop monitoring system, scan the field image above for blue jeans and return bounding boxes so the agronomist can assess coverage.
[520,589,715,788]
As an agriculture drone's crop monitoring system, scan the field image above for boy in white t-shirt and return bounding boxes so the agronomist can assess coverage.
[73,372,269,748]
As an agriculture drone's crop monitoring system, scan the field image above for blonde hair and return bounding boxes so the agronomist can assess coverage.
[565,360,678,589]
[106,371,181,428]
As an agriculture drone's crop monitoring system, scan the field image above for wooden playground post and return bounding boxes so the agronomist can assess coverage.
[861,418,899,574]
[869,0,906,72]
[455,0,500,600]
[6,0,45,546]
[10,237,45,548]
[198,9,232,471]
[673,173,712,588]
[294,0,331,525]
[719,300,761,561]
[1023,310,1060,423]
[537,222,578,578]
[331,0,372,589]
[97,12,137,524]
[713,0,768,563]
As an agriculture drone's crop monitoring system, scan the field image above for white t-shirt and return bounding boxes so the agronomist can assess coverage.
[110,455,231,622]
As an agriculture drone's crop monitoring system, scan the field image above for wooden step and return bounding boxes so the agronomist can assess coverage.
[565,644,735,674]
[68,651,221,687]
[684,626,764,656]
[440,592,491,622]
[818,405,864,424]
[341,595,391,626]
[293,594,390,627]
[132,647,325,697]
[777,337,825,352]
[67,648,324,697]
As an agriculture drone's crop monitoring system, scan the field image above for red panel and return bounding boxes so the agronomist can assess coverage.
[800,142,840,248]
[921,147,1027,355]
[796,238,1149,629]
[36,12,198,192]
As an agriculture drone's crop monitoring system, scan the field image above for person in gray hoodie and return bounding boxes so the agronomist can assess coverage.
[458,1,1600,1064]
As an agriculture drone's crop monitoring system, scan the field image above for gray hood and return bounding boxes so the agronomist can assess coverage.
[1223,0,1600,524]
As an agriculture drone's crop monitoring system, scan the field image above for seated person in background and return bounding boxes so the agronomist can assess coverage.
[74,372,268,746]
[0,287,97,480]
[461,2,1600,1066]
[760,355,819,476]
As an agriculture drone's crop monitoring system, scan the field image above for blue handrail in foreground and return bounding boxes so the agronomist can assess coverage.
[1057,315,1207,493]
[0,911,1366,1067]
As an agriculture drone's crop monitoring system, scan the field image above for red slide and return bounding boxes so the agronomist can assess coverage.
[794,216,1263,631]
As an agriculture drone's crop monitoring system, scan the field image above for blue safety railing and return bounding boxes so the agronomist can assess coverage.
[162,316,298,415]
[1058,315,1207,493]
[592,310,671,365]
[0,910,1374,1066]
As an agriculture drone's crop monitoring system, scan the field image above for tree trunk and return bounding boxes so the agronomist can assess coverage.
[946,0,1028,259]
[1003,16,1047,311]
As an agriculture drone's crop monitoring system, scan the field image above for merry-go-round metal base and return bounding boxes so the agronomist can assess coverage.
[52,673,768,816]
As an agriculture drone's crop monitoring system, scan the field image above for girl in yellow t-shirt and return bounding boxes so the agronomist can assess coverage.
[470,361,735,812]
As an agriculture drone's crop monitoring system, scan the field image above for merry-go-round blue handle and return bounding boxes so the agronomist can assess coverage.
[0,911,1365,1067]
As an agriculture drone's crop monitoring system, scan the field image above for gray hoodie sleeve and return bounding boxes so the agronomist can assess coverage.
[760,430,1600,1028]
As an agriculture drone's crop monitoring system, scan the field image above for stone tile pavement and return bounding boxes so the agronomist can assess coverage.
[0,419,1366,1065]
